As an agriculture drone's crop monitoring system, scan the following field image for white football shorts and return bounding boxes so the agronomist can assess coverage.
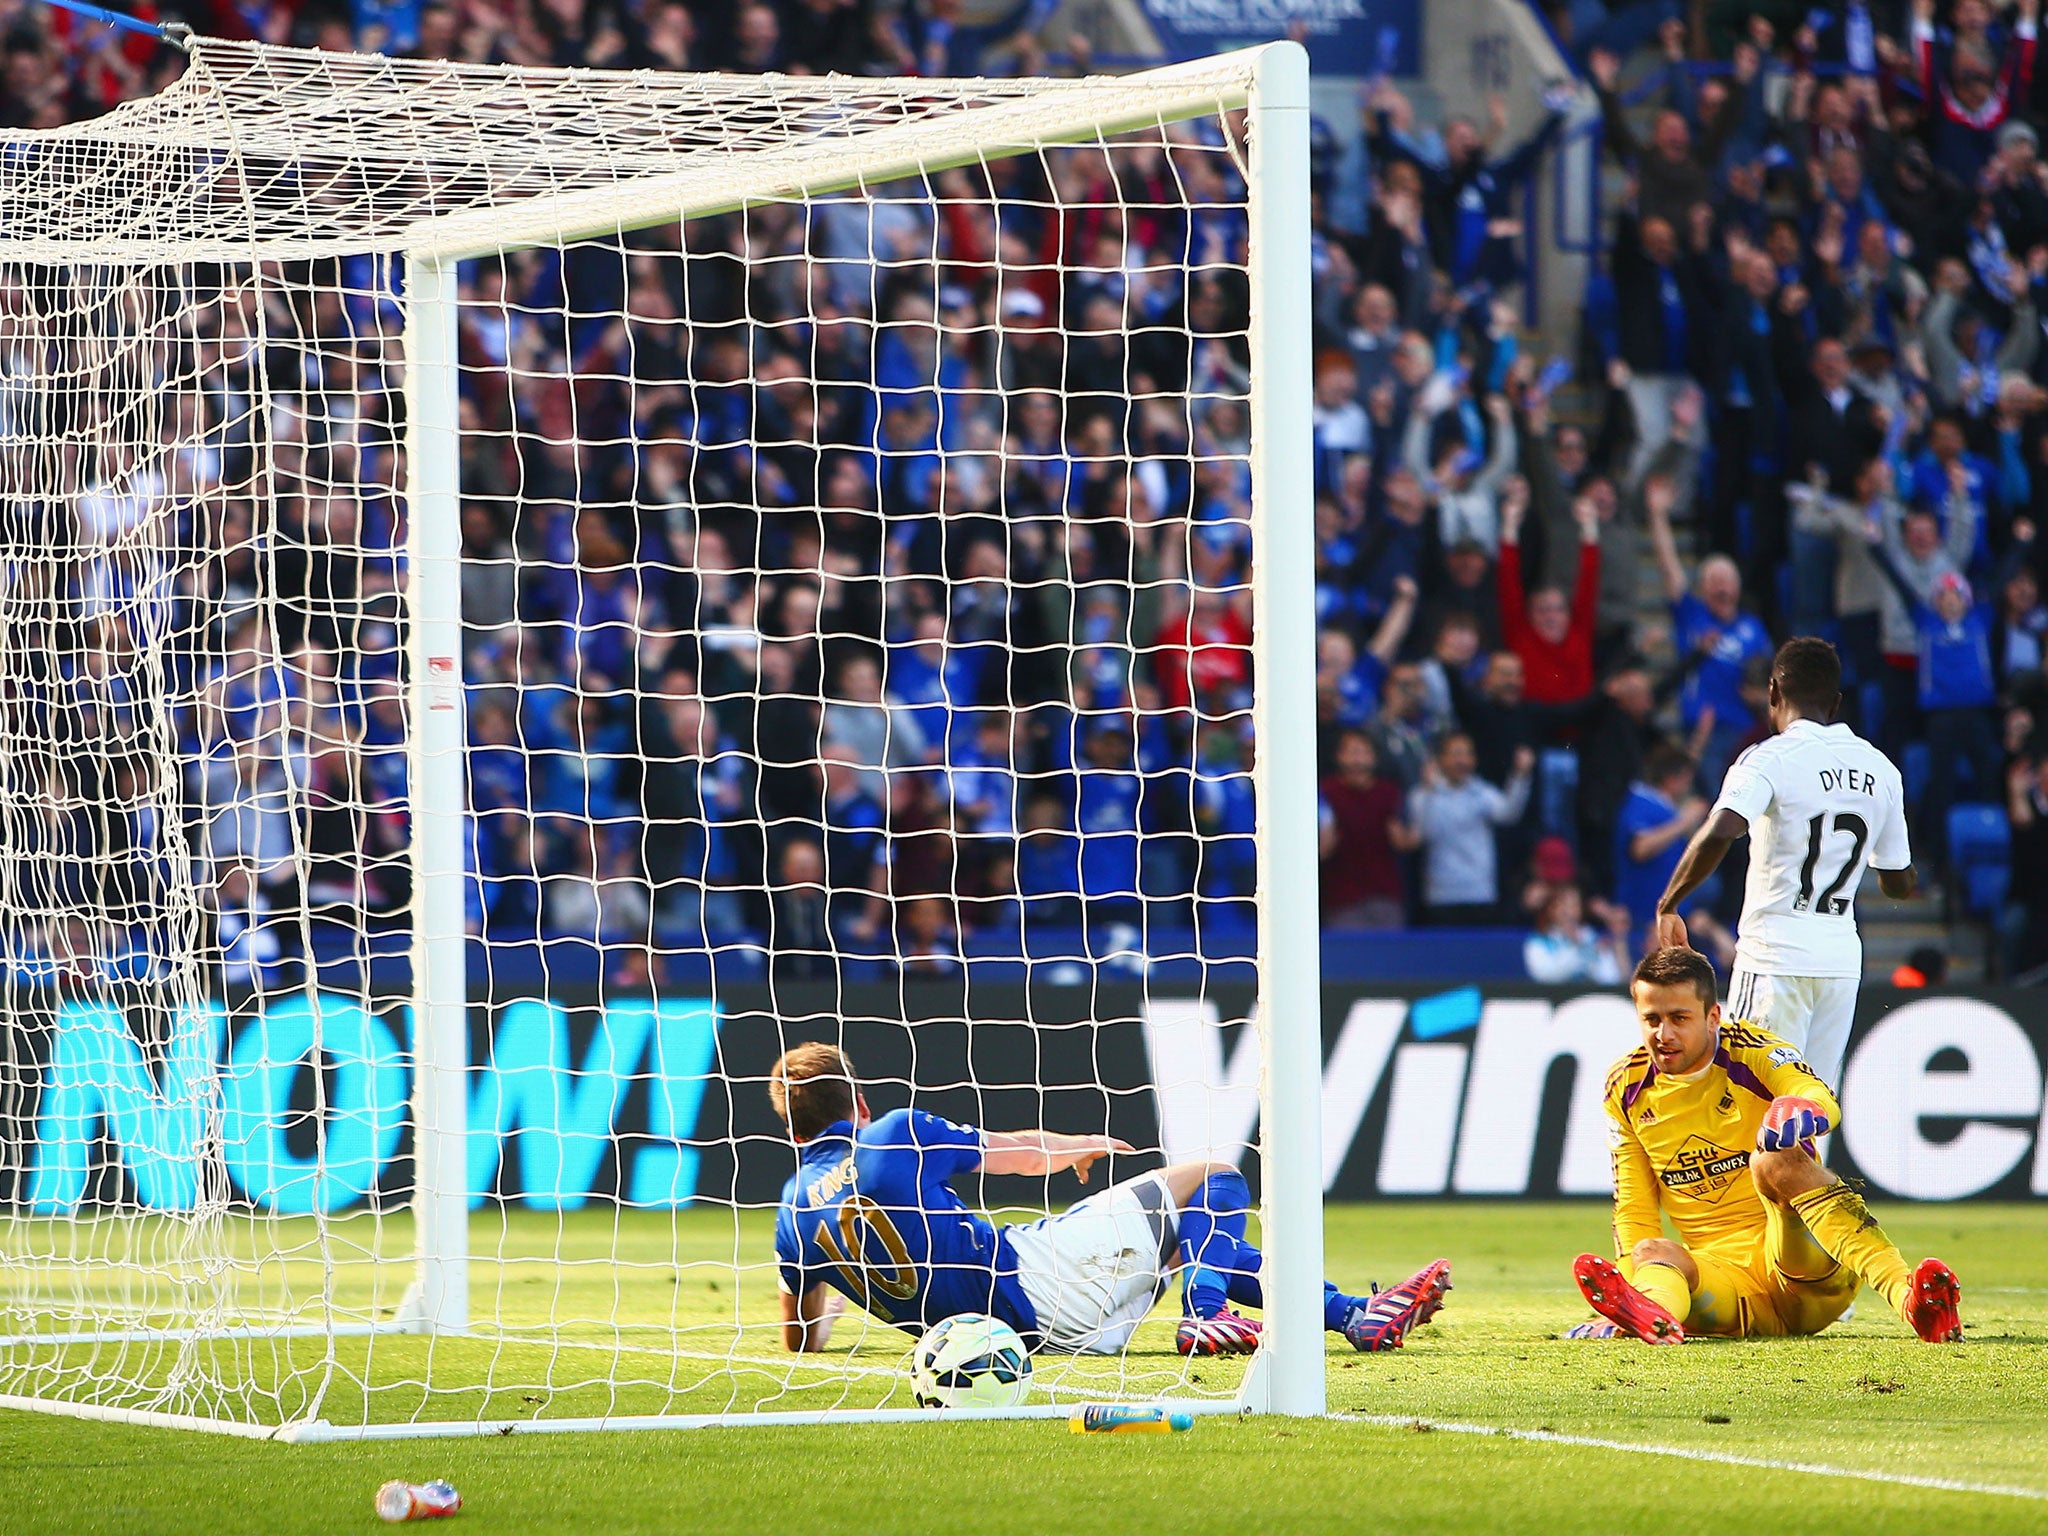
[1006,1171,1178,1354]
[1726,969,1860,1088]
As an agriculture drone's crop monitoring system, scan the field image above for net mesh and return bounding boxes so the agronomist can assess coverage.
[0,36,1283,1431]
[0,39,1257,261]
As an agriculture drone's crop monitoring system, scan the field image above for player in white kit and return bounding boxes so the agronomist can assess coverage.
[1652,639,1917,1086]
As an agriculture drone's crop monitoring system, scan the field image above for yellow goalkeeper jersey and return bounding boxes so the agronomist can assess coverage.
[1601,1022,1840,1261]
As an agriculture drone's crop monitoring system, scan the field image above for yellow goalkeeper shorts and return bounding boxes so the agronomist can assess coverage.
[1681,1199,1860,1338]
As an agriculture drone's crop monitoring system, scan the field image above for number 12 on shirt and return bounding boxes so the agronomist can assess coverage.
[1793,812,1867,916]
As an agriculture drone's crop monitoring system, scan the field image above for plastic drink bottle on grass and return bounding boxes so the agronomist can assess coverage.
[1070,1405,1194,1434]
[375,1480,463,1521]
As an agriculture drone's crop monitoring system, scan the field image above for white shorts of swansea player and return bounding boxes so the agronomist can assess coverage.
[1007,1171,1178,1354]
[1726,969,1860,1087]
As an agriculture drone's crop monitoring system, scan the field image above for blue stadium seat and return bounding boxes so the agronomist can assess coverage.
[1948,804,2010,867]
[1948,805,2011,916]
[1903,742,1931,807]
[1188,914,1257,959]
[1538,749,1579,841]
[1583,270,1618,362]
[1789,530,1836,631]
[1965,863,2011,917]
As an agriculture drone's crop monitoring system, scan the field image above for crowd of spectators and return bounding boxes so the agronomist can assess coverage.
[1316,0,2048,982]
[10,0,2047,988]
[4,0,1278,989]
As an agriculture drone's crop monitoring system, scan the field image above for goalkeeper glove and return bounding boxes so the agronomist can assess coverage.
[1757,1095,1831,1152]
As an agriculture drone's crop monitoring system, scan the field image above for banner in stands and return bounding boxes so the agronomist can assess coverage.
[1137,0,1420,77]
[3,984,2044,1213]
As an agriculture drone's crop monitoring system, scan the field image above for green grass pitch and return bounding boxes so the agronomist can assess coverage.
[3,1200,2045,1534]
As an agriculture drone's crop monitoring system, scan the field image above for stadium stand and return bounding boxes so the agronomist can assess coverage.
[9,0,2041,985]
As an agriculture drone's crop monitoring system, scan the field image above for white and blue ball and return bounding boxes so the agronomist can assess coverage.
[908,1313,1032,1409]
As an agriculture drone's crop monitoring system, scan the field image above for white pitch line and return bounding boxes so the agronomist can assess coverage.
[1334,1414,2048,1502]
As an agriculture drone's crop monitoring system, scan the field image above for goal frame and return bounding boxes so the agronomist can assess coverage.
[1,38,1323,1438]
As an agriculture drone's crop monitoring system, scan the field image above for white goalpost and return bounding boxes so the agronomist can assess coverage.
[0,34,1320,1438]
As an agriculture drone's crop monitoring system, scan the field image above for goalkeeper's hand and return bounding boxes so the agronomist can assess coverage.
[1757,1095,1831,1152]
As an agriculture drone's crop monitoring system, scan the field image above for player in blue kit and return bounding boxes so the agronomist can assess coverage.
[770,1042,1451,1357]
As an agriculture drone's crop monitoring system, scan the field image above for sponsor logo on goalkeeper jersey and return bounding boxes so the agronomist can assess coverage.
[1657,1137,1752,1200]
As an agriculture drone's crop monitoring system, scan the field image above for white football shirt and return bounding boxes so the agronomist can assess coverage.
[1711,719,1911,979]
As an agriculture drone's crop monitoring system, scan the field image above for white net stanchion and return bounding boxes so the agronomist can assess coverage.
[0,36,1320,1437]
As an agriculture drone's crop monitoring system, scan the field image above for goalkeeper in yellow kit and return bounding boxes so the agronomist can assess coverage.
[1571,947,1963,1344]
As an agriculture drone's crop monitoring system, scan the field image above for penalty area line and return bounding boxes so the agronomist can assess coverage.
[1332,1414,2048,1503]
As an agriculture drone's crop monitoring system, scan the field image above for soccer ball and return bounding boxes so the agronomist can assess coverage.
[908,1313,1032,1410]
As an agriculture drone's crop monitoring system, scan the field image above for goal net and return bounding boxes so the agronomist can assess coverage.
[0,35,1322,1438]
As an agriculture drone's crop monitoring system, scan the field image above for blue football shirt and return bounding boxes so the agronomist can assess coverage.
[1615,784,1685,933]
[1076,771,1142,899]
[774,1109,1042,1344]
[1614,782,1718,948]
[1672,593,1772,729]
